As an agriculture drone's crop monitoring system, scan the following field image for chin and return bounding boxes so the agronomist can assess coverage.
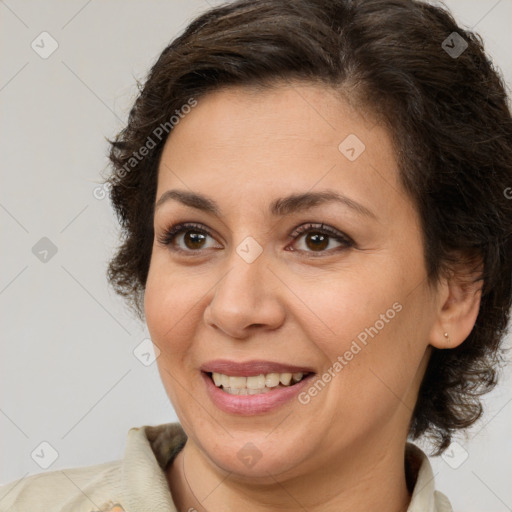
[194,427,313,481]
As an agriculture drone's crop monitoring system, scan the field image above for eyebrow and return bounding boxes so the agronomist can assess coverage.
[154,189,377,219]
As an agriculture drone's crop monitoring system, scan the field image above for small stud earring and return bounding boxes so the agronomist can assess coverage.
[444,332,450,343]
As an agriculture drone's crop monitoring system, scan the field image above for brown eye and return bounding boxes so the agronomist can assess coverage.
[288,223,354,255]
[303,232,329,251]
[182,231,207,250]
[157,223,221,253]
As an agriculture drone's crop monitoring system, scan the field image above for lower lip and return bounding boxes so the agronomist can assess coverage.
[201,372,315,415]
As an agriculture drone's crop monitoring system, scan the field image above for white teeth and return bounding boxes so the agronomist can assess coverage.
[225,387,273,396]
[246,375,266,389]
[279,373,292,385]
[229,376,246,389]
[210,371,308,394]
[265,373,280,388]
[220,374,230,388]
[212,373,223,386]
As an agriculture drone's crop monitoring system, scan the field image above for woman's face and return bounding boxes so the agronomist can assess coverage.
[144,83,440,481]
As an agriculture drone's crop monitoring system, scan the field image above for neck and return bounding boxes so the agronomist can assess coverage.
[167,435,412,512]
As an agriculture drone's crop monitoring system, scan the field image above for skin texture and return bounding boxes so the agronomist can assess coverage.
[144,83,482,512]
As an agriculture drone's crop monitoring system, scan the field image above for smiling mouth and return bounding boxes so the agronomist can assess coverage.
[205,371,311,395]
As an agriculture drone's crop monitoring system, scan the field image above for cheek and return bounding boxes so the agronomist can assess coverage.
[144,266,197,404]
[144,267,171,340]
[295,263,428,397]
[336,285,433,415]
[144,260,199,363]
[144,255,227,382]
[291,268,402,357]
[145,257,200,333]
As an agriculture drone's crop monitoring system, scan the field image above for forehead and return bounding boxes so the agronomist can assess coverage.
[156,83,407,221]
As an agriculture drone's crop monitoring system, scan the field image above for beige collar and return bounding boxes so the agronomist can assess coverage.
[121,422,452,512]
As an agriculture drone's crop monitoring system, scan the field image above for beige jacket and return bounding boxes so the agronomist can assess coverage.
[0,422,452,511]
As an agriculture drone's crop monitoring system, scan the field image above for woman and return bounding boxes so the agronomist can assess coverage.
[1,0,511,510]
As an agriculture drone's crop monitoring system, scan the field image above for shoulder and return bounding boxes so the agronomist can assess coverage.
[0,422,186,512]
[434,489,453,512]
[405,442,453,512]
[0,459,124,512]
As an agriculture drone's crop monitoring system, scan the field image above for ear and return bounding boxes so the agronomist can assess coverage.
[428,267,483,350]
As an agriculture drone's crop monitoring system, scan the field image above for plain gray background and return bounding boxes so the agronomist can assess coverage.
[1,1,511,511]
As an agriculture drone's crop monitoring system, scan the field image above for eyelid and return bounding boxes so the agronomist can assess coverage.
[157,221,355,255]
[156,222,219,249]
[288,222,354,245]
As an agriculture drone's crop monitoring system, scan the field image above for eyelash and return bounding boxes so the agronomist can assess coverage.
[157,222,355,257]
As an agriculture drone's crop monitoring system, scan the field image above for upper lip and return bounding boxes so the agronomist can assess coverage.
[200,359,315,377]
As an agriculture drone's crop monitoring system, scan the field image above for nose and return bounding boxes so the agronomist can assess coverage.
[204,251,286,339]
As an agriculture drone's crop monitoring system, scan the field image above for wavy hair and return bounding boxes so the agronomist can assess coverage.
[104,0,512,454]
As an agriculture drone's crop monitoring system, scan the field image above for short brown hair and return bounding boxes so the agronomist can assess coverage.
[104,0,512,454]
